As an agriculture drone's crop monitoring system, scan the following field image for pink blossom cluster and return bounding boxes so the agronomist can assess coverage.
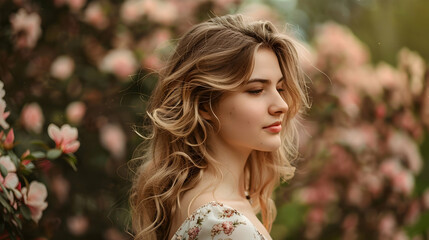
[0,80,80,230]
[0,141,48,223]
[288,21,429,239]
[9,9,42,49]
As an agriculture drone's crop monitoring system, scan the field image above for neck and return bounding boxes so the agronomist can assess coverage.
[204,134,252,201]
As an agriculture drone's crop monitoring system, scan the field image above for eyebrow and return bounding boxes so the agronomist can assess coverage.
[246,77,284,84]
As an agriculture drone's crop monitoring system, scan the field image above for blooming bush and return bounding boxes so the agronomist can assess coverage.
[272,22,429,239]
[1,0,428,239]
[0,81,79,239]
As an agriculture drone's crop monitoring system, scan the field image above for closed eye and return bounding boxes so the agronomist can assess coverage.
[247,88,285,95]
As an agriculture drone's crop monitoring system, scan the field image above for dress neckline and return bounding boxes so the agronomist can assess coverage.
[172,201,268,240]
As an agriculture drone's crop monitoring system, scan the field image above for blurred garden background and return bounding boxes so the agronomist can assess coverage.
[1,0,429,239]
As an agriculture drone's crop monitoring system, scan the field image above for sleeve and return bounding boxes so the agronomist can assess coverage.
[195,208,265,240]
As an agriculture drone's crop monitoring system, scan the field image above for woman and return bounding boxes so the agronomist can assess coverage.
[130,14,310,240]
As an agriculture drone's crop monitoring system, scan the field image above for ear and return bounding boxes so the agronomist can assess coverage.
[198,103,213,121]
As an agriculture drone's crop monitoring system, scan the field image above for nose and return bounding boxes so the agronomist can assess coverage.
[268,91,289,116]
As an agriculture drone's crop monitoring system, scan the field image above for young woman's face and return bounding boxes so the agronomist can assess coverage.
[211,47,289,152]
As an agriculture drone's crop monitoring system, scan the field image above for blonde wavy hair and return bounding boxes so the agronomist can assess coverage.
[129,14,310,240]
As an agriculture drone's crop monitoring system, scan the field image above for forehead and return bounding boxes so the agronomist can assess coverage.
[248,48,283,82]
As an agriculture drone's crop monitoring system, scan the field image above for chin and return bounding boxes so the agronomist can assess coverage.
[254,140,282,152]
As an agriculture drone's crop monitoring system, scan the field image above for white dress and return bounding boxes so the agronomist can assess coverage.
[171,201,267,240]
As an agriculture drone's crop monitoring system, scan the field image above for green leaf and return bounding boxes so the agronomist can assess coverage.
[7,151,20,166]
[22,154,36,160]
[31,151,46,159]
[11,213,22,229]
[30,140,50,150]
[47,149,62,160]
[65,156,78,171]
[19,204,31,220]
[23,162,35,172]
[0,195,12,213]
[0,164,7,178]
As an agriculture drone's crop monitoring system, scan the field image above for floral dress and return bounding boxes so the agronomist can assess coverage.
[171,201,267,240]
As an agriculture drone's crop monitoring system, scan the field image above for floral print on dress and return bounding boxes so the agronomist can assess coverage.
[172,201,266,240]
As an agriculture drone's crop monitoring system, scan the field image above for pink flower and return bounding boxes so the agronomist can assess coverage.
[147,1,178,25]
[66,101,86,125]
[0,156,16,172]
[142,54,163,71]
[346,183,366,207]
[213,0,236,8]
[120,0,145,24]
[380,159,402,179]
[375,62,411,109]
[21,181,48,223]
[342,213,358,231]
[21,103,44,134]
[387,131,422,174]
[393,230,409,240]
[211,223,223,237]
[67,0,86,12]
[100,48,138,80]
[0,99,10,129]
[298,181,337,205]
[9,9,42,49]
[314,22,369,69]
[0,81,10,129]
[51,173,70,204]
[378,213,396,238]
[307,207,325,224]
[222,209,235,218]
[67,215,89,236]
[48,124,80,154]
[0,156,19,189]
[222,221,235,235]
[50,55,75,80]
[392,169,414,195]
[239,3,279,23]
[3,128,15,150]
[359,172,383,197]
[99,124,126,159]
[84,2,108,30]
[187,227,200,240]
[398,48,425,97]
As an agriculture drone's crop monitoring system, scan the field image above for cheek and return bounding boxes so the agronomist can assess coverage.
[225,102,261,128]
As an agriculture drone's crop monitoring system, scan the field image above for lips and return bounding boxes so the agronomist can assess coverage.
[263,121,282,128]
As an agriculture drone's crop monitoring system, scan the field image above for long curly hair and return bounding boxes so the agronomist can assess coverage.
[129,14,310,240]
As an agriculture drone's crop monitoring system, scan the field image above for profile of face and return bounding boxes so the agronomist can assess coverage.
[204,47,289,153]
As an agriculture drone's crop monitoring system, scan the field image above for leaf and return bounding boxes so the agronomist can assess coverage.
[11,213,22,230]
[23,162,35,172]
[47,149,62,160]
[22,154,36,160]
[19,205,31,220]
[65,156,78,171]
[30,140,50,150]
[31,151,46,159]
[0,164,7,178]
[7,151,20,166]
[0,195,12,213]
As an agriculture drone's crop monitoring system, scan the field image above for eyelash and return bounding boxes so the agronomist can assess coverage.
[248,88,285,95]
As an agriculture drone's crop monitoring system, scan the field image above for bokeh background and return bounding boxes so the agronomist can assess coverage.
[1,0,429,239]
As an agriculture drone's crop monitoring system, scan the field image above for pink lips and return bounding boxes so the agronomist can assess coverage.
[263,121,282,133]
